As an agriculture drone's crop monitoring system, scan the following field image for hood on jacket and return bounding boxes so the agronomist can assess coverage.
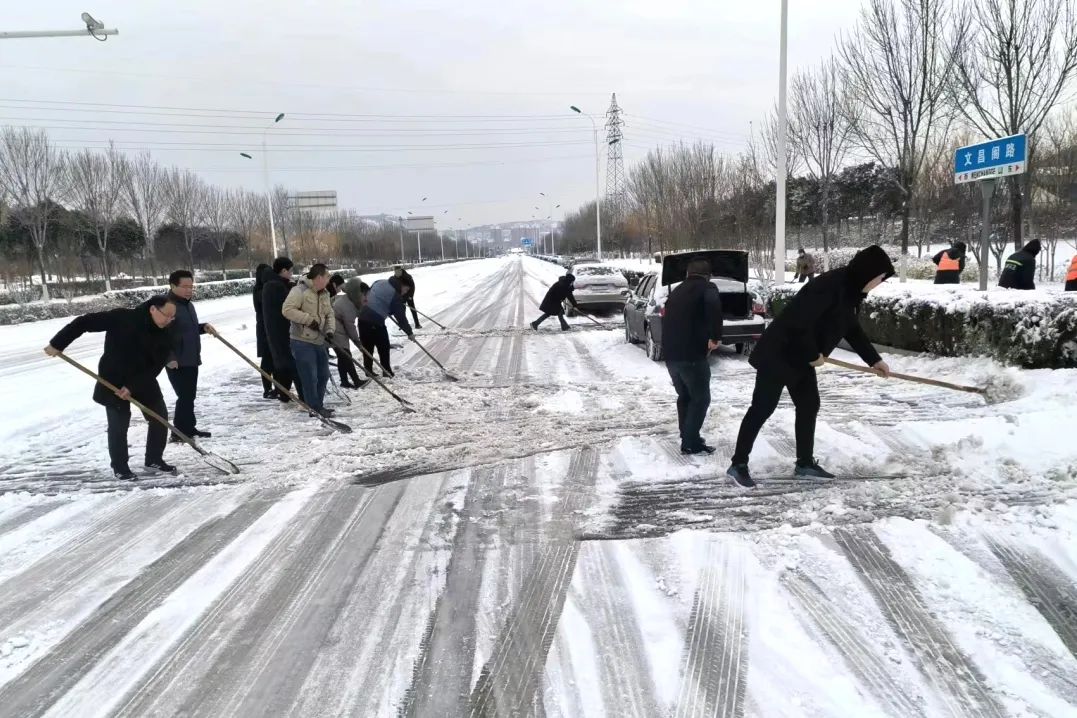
[388,276,404,293]
[1023,239,1042,256]
[845,245,895,293]
[343,277,368,308]
[953,242,967,255]
[562,274,575,284]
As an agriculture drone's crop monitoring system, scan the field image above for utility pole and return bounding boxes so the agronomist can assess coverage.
[571,105,603,260]
[774,0,789,283]
[605,94,627,226]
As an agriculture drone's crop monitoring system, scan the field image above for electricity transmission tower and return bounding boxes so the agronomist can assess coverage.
[605,93,627,224]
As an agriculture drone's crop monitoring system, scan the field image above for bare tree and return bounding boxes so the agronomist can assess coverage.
[951,0,1077,249]
[67,143,128,291]
[164,168,205,270]
[750,106,803,181]
[0,128,68,299]
[231,191,262,276]
[840,0,965,277]
[790,56,856,253]
[199,186,236,280]
[123,152,167,280]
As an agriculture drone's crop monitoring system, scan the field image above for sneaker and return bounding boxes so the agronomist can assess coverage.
[355,379,371,389]
[529,321,539,330]
[726,463,756,489]
[262,389,277,399]
[340,380,355,389]
[795,459,835,480]
[144,460,177,474]
[310,408,336,418]
[681,442,717,455]
[113,467,138,480]
[560,325,571,332]
[382,369,395,379]
[414,321,423,329]
[191,429,212,438]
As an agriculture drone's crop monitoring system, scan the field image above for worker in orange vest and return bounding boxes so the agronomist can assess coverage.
[932,242,966,284]
[1066,255,1077,292]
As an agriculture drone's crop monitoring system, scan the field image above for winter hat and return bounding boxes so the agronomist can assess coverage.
[955,241,967,253]
[272,256,294,274]
[1023,239,1042,256]
[343,277,366,308]
[845,245,895,292]
[564,273,576,283]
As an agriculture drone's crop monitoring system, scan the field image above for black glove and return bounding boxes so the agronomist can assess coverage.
[325,332,334,343]
[308,320,320,331]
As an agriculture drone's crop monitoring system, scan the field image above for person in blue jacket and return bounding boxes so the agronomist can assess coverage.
[357,276,414,377]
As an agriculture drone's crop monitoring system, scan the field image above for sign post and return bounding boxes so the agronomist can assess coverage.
[954,133,1027,291]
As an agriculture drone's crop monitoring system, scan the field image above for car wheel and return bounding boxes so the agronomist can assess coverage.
[646,327,663,362]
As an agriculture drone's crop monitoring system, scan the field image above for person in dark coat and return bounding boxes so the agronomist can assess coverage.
[44,295,178,479]
[165,270,215,442]
[998,239,1041,290]
[531,274,580,331]
[358,276,414,377]
[662,257,724,455]
[727,245,895,488]
[394,266,422,328]
[932,242,966,284]
[261,256,303,401]
[252,263,276,398]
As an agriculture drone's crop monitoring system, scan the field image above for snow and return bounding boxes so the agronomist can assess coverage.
[0,256,1074,715]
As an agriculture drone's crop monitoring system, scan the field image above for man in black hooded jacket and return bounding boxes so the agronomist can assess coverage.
[726,245,894,488]
[531,274,579,331]
[261,256,303,401]
[44,296,178,479]
[998,240,1041,290]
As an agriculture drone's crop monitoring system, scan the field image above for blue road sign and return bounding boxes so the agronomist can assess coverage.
[521,238,534,247]
[954,133,1026,184]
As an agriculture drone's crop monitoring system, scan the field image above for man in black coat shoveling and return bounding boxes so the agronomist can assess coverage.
[261,256,303,401]
[663,257,723,455]
[531,274,580,331]
[44,295,179,479]
[726,245,894,488]
[998,239,1041,290]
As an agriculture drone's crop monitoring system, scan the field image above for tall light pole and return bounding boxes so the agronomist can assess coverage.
[570,105,602,260]
[440,209,449,260]
[774,0,789,283]
[240,111,285,257]
[397,216,406,263]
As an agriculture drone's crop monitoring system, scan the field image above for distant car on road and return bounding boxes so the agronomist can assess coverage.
[623,250,766,361]
[565,263,631,316]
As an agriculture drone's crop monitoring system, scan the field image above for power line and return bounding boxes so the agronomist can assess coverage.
[187,153,595,172]
[48,139,595,152]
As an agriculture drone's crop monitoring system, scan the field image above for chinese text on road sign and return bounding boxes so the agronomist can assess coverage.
[954,133,1027,185]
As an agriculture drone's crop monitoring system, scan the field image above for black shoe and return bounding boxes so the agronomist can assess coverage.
[530,321,539,330]
[145,460,177,475]
[190,429,211,439]
[382,369,395,379]
[263,389,276,399]
[340,380,355,389]
[681,443,717,455]
[727,463,756,488]
[114,467,138,480]
[795,460,835,479]
[414,321,423,329]
[310,408,336,418]
[355,379,370,389]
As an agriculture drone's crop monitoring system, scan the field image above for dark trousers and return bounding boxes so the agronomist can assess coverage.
[165,366,199,435]
[666,360,712,450]
[333,346,361,386]
[359,320,392,373]
[291,340,330,411]
[259,353,274,394]
[732,369,820,465]
[105,390,168,472]
[408,303,421,327]
[797,273,815,283]
[533,312,569,330]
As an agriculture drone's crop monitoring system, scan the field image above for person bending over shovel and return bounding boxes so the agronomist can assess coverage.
[44,295,179,480]
[531,273,580,331]
[726,245,894,488]
[359,276,414,378]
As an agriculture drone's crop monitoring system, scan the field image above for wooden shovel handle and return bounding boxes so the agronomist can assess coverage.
[824,357,985,395]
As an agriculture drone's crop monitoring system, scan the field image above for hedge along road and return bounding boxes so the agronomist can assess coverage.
[0,256,1075,717]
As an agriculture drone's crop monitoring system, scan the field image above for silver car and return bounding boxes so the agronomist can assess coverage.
[565,263,630,316]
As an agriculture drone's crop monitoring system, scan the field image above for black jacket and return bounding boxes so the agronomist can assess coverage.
[261,272,295,367]
[661,276,723,362]
[397,269,417,310]
[539,276,578,315]
[751,245,894,383]
[167,291,206,367]
[49,301,173,407]
[252,265,271,357]
[932,246,966,285]
[998,240,1041,290]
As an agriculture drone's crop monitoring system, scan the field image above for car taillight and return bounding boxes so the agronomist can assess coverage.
[753,302,765,315]
[659,306,665,317]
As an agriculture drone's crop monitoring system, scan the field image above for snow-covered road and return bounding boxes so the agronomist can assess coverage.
[0,256,1075,717]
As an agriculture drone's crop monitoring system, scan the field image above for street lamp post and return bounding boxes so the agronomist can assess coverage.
[774,0,789,283]
[570,106,602,260]
[240,112,285,257]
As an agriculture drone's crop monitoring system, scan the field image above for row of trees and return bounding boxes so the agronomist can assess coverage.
[560,0,1077,279]
[0,128,483,300]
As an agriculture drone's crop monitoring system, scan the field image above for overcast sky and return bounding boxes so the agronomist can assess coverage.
[2,0,863,228]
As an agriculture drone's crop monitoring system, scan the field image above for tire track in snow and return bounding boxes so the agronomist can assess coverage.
[673,540,748,718]
[833,526,1007,718]
[467,448,598,716]
[0,489,283,717]
[986,536,1077,659]
[781,570,926,717]
[400,465,508,718]
[0,499,67,537]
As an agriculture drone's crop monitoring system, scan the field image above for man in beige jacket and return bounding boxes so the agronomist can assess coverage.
[282,263,335,416]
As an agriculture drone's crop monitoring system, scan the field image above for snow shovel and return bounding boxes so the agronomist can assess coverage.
[327,373,353,406]
[209,330,353,433]
[339,344,417,413]
[824,357,987,397]
[577,310,613,331]
[414,308,449,331]
[389,318,459,381]
[54,352,241,475]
